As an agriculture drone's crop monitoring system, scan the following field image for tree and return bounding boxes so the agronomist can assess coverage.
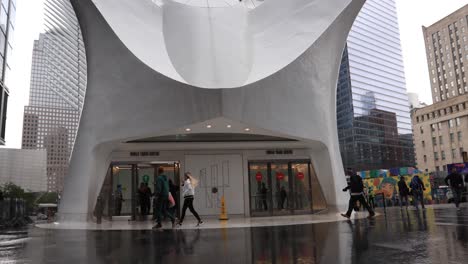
[1,182,25,198]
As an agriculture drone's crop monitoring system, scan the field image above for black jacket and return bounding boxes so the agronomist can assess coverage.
[445,172,464,188]
[343,174,364,195]
[398,180,409,195]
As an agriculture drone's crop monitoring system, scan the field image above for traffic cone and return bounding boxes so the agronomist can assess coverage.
[219,195,229,220]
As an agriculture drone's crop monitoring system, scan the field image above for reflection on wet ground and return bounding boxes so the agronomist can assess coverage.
[1,207,468,263]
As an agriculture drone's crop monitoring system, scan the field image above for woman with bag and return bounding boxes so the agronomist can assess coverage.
[178,172,203,227]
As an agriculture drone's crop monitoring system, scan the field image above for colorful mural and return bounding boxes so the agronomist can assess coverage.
[358,168,432,201]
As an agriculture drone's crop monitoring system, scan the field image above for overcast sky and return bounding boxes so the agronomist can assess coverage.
[1,0,467,149]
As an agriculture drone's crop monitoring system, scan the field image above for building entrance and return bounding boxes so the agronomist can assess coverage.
[248,160,327,217]
[99,161,180,221]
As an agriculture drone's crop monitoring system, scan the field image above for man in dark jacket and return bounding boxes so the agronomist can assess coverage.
[341,170,375,219]
[153,167,175,229]
[445,167,464,210]
[398,176,410,209]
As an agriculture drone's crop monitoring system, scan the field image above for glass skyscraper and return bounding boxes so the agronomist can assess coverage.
[0,0,15,145]
[21,0,86,192]
[337,0,415,171]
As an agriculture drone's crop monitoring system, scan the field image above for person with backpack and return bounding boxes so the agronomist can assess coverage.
[341,170,375,219]
[410,175,425,210]
[398,176,410,209]
[152,167,176,229]
[178,172,203,227]
[445,167,465,211]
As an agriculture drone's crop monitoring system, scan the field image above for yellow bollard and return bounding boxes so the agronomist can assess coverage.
[219,195,229,220]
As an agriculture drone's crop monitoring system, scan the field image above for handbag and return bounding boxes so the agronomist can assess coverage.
[168,193,176,208]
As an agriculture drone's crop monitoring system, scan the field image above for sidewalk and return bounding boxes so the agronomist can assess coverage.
[36,210,374,230]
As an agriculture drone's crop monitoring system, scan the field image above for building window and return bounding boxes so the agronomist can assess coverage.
[434,152,439,161]
[439,136,443,145]
[423,155,427,162]
[461,147,465,156]
[422,140,425,148]
[438,122,442,130]
[458,131,462,141]
[450,133,455,143]
[442,151,446,160]
[452,149,457,158]
[456,117,461,126]
[449,119,454,128]
[432,137,437,146]
[436,166,440,171]
[431,124,436,132]
[420,127,424,134]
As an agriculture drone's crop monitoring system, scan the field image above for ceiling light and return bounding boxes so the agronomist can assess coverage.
[226,125,232,128]
[206,124,212,128]
[185,128,191,132]
[244,128,251,132]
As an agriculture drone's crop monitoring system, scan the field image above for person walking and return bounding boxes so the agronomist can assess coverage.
[168,179,179,218]
[260,182,268,211]
[138,182,147,215]
[445,167,464,211]
[144,183,152,215]
[410,175,425,210]
[280,186,287,210]
[153,167,176,229]
[341,170,375,219]
[114,184,124,216]
[178,172,203,226]
[398,176,410,209]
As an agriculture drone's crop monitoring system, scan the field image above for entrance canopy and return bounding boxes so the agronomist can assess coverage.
[127,133,298,143]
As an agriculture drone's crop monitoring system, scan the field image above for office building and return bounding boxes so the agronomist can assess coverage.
[337,0,415,171]
[413,5,468,173]
[21,0,86,192]
[0,148,47,192]
[0,0,16,145]
[422,4,468,103]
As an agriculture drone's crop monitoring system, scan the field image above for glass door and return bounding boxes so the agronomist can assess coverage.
[270,162,291,216]
[248,162,270,217]
[291,162,312,214]
[137,164,154,216]
[111,165,134,216]
[249,160,326,217]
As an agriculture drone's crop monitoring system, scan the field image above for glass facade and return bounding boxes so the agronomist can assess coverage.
[337,0,415,171]
[248,160,326,217]
[0,0,15,145]
[98,163,181,220]
[21,0,86,192]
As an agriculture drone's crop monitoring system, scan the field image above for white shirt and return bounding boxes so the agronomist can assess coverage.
[182,179,195,197]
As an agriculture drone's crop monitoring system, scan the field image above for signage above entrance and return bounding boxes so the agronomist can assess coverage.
[129,151,159,157]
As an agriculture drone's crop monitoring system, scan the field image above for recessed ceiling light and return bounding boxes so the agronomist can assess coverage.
[185,128,191,132]
[206,124,212,128]
[244,128,251,132]
[226,125,232,128]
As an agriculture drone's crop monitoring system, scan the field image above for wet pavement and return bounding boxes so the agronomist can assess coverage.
[1,206,468,263]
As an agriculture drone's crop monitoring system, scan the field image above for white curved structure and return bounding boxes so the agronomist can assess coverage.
[60,0,366,222]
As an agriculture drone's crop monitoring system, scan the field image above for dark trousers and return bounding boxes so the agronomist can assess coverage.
[179,197,201,223]
[346,194,374,216]
[412,190,425,209]
[400,194,409,207]
[155,197,174,224]
[453,187,463,208]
